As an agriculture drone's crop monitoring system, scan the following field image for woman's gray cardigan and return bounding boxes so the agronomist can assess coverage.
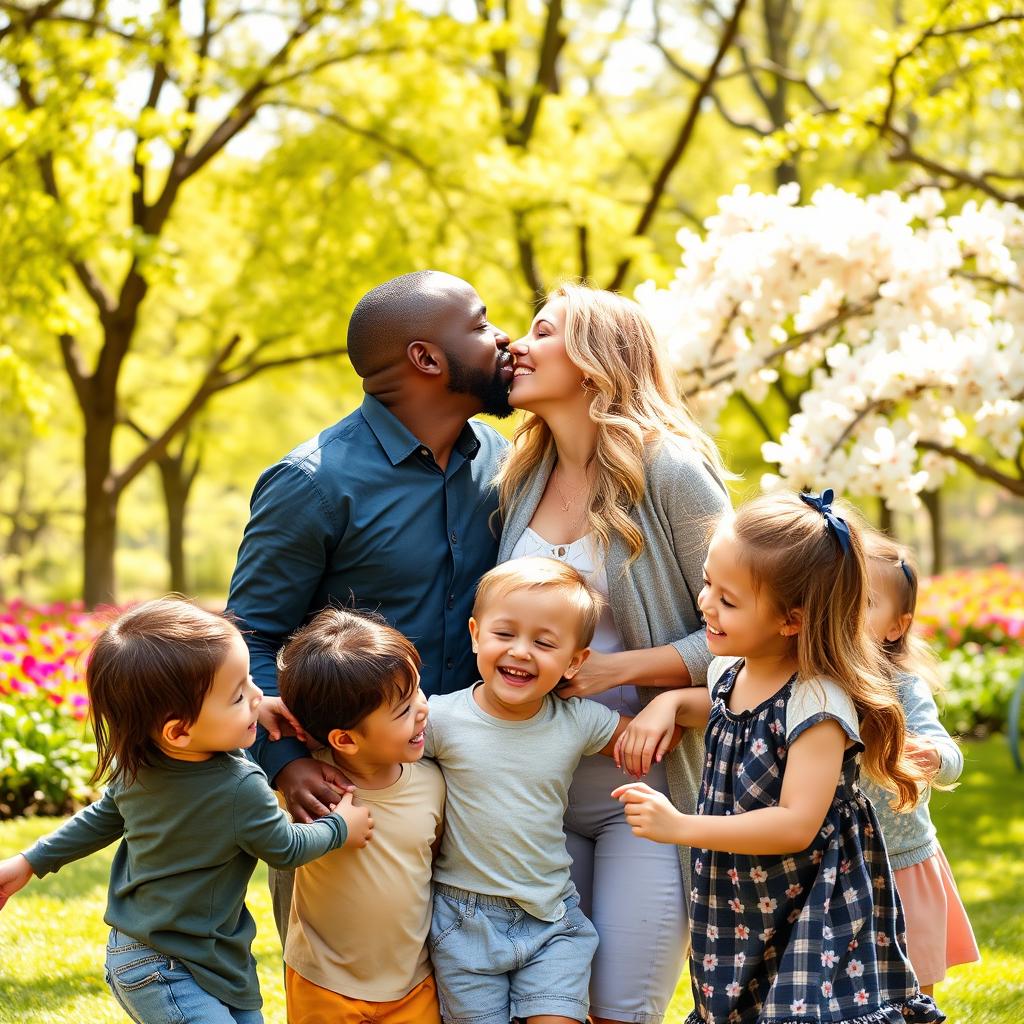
[497,439,732,879]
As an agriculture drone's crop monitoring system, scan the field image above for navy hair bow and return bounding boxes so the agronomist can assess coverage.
[799,488,852,556]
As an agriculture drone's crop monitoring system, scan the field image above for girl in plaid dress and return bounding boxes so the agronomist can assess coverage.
[613,491,945,1024]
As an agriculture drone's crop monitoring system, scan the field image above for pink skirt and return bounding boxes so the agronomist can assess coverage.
[894,845,980,986]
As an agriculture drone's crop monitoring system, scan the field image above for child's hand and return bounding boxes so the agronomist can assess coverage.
[611,782,686,845]
[257,696,308,743]
[905,735,941,779]
[335,791,374,849]
[0,854,34,910]
[614,695,680,777]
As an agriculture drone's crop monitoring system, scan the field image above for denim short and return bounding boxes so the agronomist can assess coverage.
[429,883,599,1024]
[104,928,263,1024]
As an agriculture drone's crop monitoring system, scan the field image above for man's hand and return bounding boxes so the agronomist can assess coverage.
[0,854,34,911]
[611,782,687,845]
[275,757,351,823]
[257,696,308,743]
[335,791,374,849]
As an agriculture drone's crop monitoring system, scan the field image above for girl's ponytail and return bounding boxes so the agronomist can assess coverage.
[733,491,927,810]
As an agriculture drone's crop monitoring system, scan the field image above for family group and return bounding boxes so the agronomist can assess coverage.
[0,272,978,1024]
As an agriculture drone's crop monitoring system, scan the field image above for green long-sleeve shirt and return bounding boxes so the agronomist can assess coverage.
[23,750,346,1010]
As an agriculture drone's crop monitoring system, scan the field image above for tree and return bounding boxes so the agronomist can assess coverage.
[638,184,1024,535]
[0,0,412,604]
[761,0,1024,207]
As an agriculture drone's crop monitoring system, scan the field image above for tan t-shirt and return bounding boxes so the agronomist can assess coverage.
[284,754,445,1001]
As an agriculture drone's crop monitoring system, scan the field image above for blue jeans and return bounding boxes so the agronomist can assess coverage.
[104,928,263,1024]
[429,884,598,1024]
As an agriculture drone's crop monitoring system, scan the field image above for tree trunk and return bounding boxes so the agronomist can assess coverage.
[156,447,199,594]
[763,0,800,191]
[878,497,894,537]
[82,415,119,607]
[922,489,944,575]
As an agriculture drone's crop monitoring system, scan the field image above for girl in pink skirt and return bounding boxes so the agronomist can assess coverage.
[862,531,980,993]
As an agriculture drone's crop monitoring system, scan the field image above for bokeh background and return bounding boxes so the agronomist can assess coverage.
[1,1,1021,1021]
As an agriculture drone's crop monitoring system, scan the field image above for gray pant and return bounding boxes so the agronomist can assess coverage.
[564,753,690,1024]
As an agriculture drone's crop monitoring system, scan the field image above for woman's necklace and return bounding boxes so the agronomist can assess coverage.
[552,465,589,514]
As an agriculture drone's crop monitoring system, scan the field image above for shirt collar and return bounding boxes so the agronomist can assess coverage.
[360,394,482,466]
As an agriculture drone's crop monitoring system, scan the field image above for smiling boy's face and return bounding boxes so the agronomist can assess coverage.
[469,586,589,721]
[160,632,263,759]
[336,680,430,765]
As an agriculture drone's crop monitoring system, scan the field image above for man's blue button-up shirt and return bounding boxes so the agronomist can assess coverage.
[226,394,507,783]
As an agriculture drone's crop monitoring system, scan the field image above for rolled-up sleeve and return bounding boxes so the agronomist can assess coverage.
[901,674,963,788]
[656,446,732,687]
[227,461,341,783]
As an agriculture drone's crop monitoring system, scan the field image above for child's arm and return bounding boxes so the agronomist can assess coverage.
[900,676,963,788]
[613,718,847,855]
[234,773,372,869]
[0,788,126,910]
[19,788,126,878]
[612,688,711,777]
[0,855,34,910]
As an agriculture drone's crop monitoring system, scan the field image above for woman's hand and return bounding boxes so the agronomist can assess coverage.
[555,650,621,699]
[614,693,682,777]
[257,696,308,743]
[611,782,687,844]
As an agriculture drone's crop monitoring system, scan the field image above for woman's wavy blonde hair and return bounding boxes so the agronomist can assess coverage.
[732,491,928,810]
[496,283,730,561]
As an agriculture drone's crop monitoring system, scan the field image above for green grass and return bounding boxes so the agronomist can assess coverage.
[2,736,1021,1023]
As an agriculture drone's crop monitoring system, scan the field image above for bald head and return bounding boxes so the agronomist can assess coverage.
[347,270,476,378]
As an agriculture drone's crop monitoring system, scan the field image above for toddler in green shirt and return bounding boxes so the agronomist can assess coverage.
[0,597,373,1023]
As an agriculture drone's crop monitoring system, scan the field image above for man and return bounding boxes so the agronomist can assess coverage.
[227,269,512,825]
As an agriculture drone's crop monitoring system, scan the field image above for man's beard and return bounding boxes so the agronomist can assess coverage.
[447,353,514,418]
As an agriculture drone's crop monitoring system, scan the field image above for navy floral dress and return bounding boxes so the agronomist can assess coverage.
[686,659,944,1024]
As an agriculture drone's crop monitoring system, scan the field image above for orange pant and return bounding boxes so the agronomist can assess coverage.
[285,967,442,1024]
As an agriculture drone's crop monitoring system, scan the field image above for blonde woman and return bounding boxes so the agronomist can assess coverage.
[496,283,731,1024]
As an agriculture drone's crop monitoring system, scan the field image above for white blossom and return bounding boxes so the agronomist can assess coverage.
[638,186,1024,510]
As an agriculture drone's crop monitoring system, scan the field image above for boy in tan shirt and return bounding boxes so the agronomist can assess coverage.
[277,608,445,1024]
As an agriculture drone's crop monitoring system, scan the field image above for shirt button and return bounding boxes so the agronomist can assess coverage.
[446,658,454,670]
[449,530,458,545]
[447,594,455,609]
[419,447,429,457]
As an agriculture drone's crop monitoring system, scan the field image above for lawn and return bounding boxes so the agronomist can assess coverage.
[1,736,1021,1023]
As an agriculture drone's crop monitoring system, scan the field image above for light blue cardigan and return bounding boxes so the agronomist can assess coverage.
[860,673,964,870]
[497,438,732,839]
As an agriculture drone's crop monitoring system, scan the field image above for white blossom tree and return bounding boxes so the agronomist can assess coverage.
[637,185,1024,516]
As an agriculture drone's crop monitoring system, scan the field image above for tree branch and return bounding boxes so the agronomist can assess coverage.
[112,336,347,494]
[517,0,565,144]
[918,440,1024,498]
[148,3,333,233]
[14,73,116,317]
[57,333,90,407]
[513,210,546,305]
[736,391,777,444]
[689,288,881,394]
[885,127,1024,207]
[608,0,749,290]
